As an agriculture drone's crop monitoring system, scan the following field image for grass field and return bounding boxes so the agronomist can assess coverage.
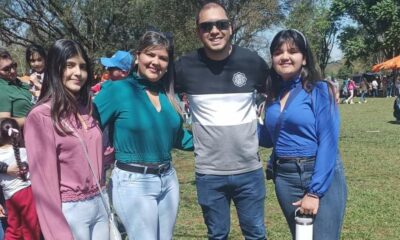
[172,97,400,240]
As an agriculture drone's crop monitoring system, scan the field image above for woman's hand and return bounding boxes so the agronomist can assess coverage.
[292,194,320,215]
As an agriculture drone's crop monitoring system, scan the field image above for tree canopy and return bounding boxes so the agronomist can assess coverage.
[0,0,282,61]
[331,0,400,65]
[285,0,339,77]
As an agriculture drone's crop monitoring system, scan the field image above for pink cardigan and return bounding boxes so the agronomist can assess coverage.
[24,103,104,240]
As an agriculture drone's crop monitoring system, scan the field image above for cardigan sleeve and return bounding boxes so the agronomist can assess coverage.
[307,83,340,197]
[24,108,74,240]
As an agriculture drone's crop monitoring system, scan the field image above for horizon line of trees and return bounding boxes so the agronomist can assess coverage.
[1,0,399,77]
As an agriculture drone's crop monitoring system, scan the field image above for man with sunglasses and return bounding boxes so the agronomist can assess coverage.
[175,2,268,239]
[0,48,33,127]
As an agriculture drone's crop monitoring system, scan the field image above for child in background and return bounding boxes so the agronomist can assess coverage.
[26,44,46,104]
[0,118,41,240]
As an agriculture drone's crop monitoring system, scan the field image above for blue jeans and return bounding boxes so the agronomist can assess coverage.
[196,168,266,240]
[386,87,393,97]
[62,193,109,240]
[111,165,179,240]
[0,221,3,240]
[360,91,367,102]
[274,155,347,240]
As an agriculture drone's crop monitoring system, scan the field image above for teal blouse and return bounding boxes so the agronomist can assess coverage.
[93,72,193,164]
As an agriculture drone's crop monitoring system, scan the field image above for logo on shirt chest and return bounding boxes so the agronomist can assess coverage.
[232,72,247,87]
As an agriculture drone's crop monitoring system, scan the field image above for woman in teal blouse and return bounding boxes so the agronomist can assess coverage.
[93,31,193,240]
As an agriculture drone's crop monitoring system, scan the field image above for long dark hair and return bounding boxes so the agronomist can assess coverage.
[25,44,46,72]
[136,31,183,116]
[37,39,93,134]
[266,29,325,102]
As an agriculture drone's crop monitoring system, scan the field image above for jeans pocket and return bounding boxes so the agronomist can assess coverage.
[299,162,314,189]
[113,168,155,186]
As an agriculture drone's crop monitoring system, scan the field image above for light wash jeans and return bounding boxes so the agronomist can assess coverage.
[111,164,179,240]
[62,193,109,240]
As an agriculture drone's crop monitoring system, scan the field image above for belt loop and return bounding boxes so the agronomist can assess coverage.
[144,166,148,175]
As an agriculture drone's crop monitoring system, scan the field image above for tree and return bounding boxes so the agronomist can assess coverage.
[0,0,283,60]
[332,0,400,65]
[285,0,339,77]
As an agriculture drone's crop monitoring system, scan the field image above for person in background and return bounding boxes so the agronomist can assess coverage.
[329,77,340,103]
[175,2,268,239]
[358,78,369,103]
[340,78,348,103]
[94,31,193,240]
[24,39,109,240]
[345,78,356,104]
[0,49,33,128]
[25,44,46,104]
[258,29,347,240]
[371,77,379,97]
[0,118,41,240]
[395,76,400,97]
[386,76,393,97]
[91,51,133,95]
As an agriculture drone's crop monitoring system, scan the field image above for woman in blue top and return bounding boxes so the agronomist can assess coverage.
[259,29,347,240]
[93,31,193,240]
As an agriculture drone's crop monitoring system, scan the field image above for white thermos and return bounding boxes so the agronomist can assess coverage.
[295,208,314,240]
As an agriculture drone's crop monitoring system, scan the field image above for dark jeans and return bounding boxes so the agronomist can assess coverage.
[274,156,347,240]
[196,168,266,240]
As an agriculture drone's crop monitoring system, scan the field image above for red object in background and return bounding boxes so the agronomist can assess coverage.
[91,83,102,93]
[91,72,110,94]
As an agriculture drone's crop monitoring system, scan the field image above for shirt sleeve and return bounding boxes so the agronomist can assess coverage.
[93,83,118,130]
[174,125,194,151]
[174,58,185,94]
[24,109,74,240]
[255,56,269,93]
[307,83,340,197]
[258,118,273,148]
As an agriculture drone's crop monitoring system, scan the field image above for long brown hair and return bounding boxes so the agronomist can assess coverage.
[37,39,93,134]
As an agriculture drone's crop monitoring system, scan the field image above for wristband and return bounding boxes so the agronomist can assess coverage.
[306,193,319,199]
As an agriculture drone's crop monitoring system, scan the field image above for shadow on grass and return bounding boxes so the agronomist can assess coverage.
[387,120,400,125]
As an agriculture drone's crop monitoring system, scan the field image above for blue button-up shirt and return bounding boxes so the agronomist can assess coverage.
[259,78,340,197]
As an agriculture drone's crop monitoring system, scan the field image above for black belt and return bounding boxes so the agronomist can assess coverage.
[275,156,316,164]
[116,161,171,175]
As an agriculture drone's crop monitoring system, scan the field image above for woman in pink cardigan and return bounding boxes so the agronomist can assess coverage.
[24,40,108,240]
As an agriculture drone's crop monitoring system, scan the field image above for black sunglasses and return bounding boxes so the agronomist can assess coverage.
[0,62,17,73]
[198,20,231,32]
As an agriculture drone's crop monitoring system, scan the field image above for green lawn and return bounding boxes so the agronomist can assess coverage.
[172,97,400,240]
